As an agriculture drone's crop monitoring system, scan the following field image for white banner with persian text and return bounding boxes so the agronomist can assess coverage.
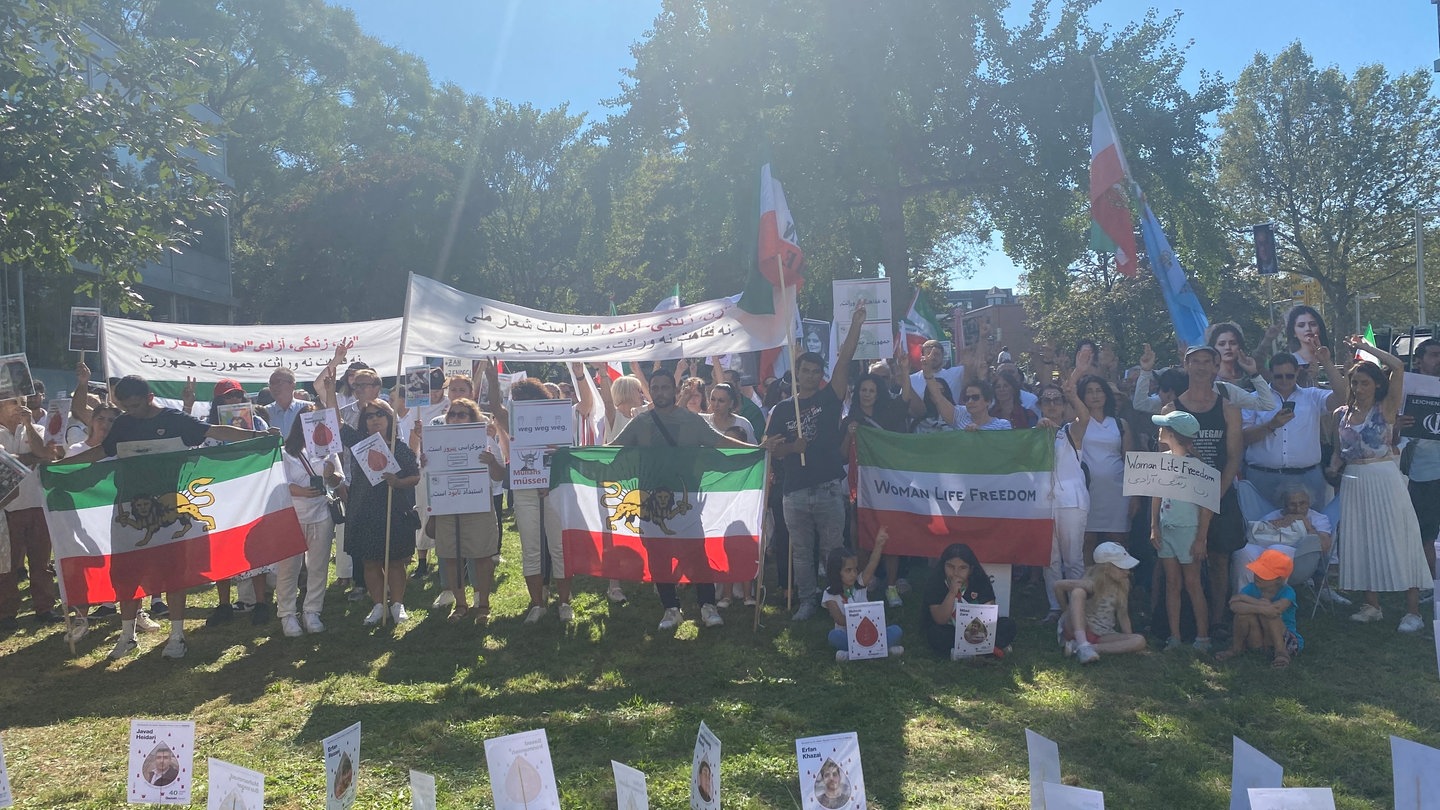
[400,273,789,362]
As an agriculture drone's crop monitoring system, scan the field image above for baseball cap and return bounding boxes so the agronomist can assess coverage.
[1247,549,1295,582]
[1152,411,1201,438]
[212,378,244,399]
[1184,345,1220,360]
[1093,541,1139,569]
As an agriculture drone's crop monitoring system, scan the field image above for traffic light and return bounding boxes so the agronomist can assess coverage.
[1253,223,1279,275]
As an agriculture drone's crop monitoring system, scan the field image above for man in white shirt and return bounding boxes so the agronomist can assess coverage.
[907,340,965,418]
[265,367,309,439]
[1241,350,1346,510]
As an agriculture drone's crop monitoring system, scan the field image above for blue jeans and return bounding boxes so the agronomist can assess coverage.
[782,478,847,602]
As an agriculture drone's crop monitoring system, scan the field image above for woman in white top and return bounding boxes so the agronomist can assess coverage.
[702,383,755,443]
[1078,372,1133,551]
[1039,379,1092,621]
[276,405,343,637]
[954,380,1011,431]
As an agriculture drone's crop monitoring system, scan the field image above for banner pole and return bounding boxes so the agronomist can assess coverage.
[380,274,418,627]
[778,256,806,466]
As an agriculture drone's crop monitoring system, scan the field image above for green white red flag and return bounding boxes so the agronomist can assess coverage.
[900,288,947,365]
[856,428,1054,564]
[1090,80,1137,277]
[757,163,806,288]
[40,437,306,605]
[549,446,765,583]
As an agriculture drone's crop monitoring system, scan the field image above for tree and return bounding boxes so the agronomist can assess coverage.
[1216,43,1440,329]
[0,0,222,314]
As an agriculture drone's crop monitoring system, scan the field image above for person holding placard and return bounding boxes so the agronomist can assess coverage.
[0,397,60,632]
[1401,336,1440,580]
[1330,336,1431,632]
[920,543,1016,658]
[426,398,506,626]
[1053,542,1148,665]
[822,529,902,660]
[318,368,421,627]
[1149,411,1215,653]
[842,367,911,607]
[276,404,343,637]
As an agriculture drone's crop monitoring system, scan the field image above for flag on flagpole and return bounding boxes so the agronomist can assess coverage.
[1090,80,1138,277]
[1138,201,1210,348]
[757,163,806,288]
[550,446,765,583]
[40,437,305,605]
[900,288,947,365]
[653,284,681,313]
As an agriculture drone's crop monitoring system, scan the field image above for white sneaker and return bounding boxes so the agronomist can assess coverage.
[134,611,162,633]
[161,637,188,659]
[523,605,546,625]
[1351,604,1384,623]
[1076,643,1100,664]
[109,635,138,660]
[715,598,732,609]
[1319,585,1352,606]
[432,590,456,609]
[363,603,385,626]
[835,650,850,662]
[1399,612,1425,633]
[281,615,303,637]
[390,603,409,624]
[606,584,628,604]
[558,603,574,623]
[658,607,682,631]
[303,613,326,634]
[889,644,904,657]
[700,604,724,627]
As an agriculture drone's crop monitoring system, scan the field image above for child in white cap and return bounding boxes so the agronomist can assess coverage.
[1054,541,1147,664]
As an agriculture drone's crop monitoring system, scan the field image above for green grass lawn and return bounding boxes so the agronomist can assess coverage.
[1,523,1437,809]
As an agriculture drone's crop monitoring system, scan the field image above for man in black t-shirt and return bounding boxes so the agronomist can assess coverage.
[765,304,867,620]
[66,375,275,661]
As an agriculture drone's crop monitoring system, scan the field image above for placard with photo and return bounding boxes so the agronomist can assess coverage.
[795,731,865,810]
[68,307,101,353]
[690,722,721,810]
[404,365,433,410]
[952,603,999,658]
[323,722,360,810]
[127,719,194,805]
[0,354,35,402]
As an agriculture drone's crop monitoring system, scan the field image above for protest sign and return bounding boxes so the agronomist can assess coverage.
[1231,737,1284,810]
[0,733,12,808]
[127,719,194,805]
[1042,782,1105,809]
[833,279,894,361]
[508,447,553,491]
[69,307,100,353]
[1401,373,1440,440]
[206,758,264,810]
[442,357,473,380]
[1247,788,1335,809]
[953,603,999,658]
[611,761,649,810]
[795,732,865,810]
[800,320,832,371]
[0,354,35,402]
[349,433,400,486]
[401,273,790,362]
[1123,451,1221,513]
[0,450,27,504]
[484,729,560,810]
[423,422,494,515]
[218,403,255,430]
[691,722,721,810]
[409,769,436,810]
[509,399,575,448]
[1390,735,1440,809]
[1025,729,1060,810]
[844,600,890,661]
[404,365,432,410]
[323,722,360,810]
[302,408,344,459]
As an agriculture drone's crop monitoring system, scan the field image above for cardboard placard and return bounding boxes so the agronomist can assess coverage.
[1123,451,1221,513]
[409,769,436,810]
[509,399,575,448]
[1025,729,1060,810]
[1247,788,1335,810]
[404,365,433,410]
[1390,735,1440,809]
[349,432,400,486]
[69,307,101,353]
[1042,782,1105,809]
[843,600,889,660]
[952,602,999,658]
[206,758,264,810]
[323,722,360,810]
[612,761,649,810]
[690,722,721,810]
[127,719,194,805]
[302,408,345,459]
[483,729,560,810]
[218,403,255,430]
[1231,737,1284,810]
[795,732,865,810]
[0,354,35,402]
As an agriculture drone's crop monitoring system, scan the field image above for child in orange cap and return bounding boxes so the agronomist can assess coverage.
[1217,549,1302,667]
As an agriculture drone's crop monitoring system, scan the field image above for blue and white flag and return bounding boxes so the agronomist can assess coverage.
[1139,202,1210,347]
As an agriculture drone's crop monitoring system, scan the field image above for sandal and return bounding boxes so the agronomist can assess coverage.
[473,607,490,628]
[1214,649,1240,663]
[1271,653,1291,669]
[447,605,470,622]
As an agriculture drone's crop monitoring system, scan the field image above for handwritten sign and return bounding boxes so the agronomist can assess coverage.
[401,273,790,363]
[510,399,575,448]
[1123,451,1221,513]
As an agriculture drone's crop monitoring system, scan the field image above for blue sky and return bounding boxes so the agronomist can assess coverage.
[333,0,1440,293]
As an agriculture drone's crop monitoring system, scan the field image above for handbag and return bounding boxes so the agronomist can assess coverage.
[301,454,345,525]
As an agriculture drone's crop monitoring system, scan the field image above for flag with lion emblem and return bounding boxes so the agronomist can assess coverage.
[39,436,305,605]
[550,446,765,583]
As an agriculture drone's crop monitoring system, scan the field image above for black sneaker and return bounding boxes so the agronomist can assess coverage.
[33,611,64,625]
[150,599,169,618]
[232,601,255,614]
[206,603,234,626]
[250,603,272,625]
[410,559,430,580]
[89,604,118,618]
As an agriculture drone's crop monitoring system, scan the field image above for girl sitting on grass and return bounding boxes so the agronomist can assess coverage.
[1149,411,1215,653]
[1217,549,1302,668]
[1054,542,1148,664]
[822,530,902,660]
[920,543,1018,659]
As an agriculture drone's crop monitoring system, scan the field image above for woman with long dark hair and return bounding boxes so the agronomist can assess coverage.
[1284,305,1330,376]
[1078,374,1132,557]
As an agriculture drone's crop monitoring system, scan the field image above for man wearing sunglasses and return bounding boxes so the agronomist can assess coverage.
[1241,350,1346,511]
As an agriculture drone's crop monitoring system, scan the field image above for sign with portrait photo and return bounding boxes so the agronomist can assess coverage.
[68,307,101,353]
[0,354,35,402]
[800,320,832,372]
[952,602,999,658]
[218,403,255,430]
[323,722,360,810]
[128,719,195,805]
[404,365,433,410]
[690,722,721,810]
[795,731,866,810]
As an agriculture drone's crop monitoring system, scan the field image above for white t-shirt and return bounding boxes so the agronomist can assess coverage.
[909,366,966,401]
[1,424,45,512]
[283,451,332,525]
[702,413,756,443]
[820,578,871,630]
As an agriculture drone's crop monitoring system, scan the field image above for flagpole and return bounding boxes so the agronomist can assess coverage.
[381,274,418,627]
[778,256,806,467]
[1088,56,1136,186]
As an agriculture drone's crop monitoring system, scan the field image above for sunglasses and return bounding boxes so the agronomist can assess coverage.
[964,394,984,402]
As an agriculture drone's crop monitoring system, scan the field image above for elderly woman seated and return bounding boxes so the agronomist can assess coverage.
[1235,484,1345,603]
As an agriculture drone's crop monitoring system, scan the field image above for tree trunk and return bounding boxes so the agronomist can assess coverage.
[877,179,909,327]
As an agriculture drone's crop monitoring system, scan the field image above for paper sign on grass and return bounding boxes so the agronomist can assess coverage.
[612,761,649,810]
[1025,729,1060,810]
[302,408,344,459]
[349,432,400,486]
[409,769,436,810]
[1247,787,1335,810]
[953,602,999,657]
[844,600,889,660]
[128,719,194,805]
[0,732,12,808]
[323,722,360,810]
[69,307,101,353]
[1391,735,1440,809]
[1231,736,1284,810]
[1042,782,1104,809]
[796,732,865,810]
[207,758,264,810]
[690,722,721,810]
[1123,451,1221,513]
[509,399,575,448]
[484,728,560,810]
